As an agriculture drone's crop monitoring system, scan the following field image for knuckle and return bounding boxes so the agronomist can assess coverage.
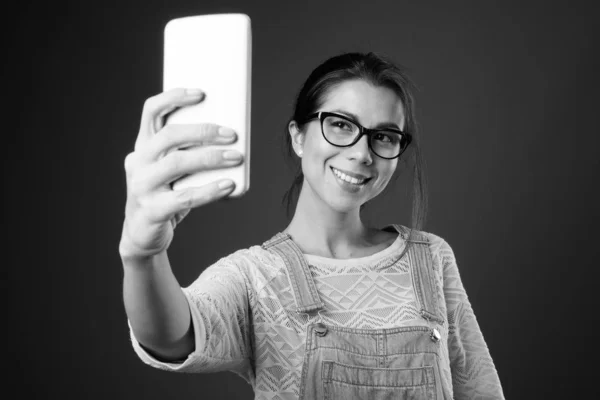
[166,151,184,172]
[151,131,171,154]
[203,150,222,167]
[199,189,215,205]
[182,125,205,147]
[124,152,143,181]
[136,193,151,211]
[124,152,136,172]
[143,96,158,114]
[155,125,178,152]
[144,198,164,222]
[199,123,219,139]
[175,189,194,209]
[128,174,147,197]
[136,197,163,224]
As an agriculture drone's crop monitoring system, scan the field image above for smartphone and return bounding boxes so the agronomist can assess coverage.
[163,14,252,198]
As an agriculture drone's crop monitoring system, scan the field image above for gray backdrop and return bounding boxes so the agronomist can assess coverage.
[7,0,598,398]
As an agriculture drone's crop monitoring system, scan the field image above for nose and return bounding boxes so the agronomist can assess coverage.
[346,134,373,164]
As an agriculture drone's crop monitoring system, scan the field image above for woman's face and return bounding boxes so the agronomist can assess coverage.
[289,79,406,213]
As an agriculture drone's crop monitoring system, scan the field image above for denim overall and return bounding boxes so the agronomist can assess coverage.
[262,225,449,400]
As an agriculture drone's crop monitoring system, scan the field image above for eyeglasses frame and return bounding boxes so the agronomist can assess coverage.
[300,111,412,160]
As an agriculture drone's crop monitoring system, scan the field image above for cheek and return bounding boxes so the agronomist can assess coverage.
[304,135,334,169]
[300,147,325,181]
[374,177,391,193]
[378,163,397,182]
[373,165,397,191]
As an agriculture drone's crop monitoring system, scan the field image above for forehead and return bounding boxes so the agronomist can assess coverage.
[320,79,406,128]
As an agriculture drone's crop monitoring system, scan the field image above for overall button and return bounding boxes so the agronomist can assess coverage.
[315,323,328,337]
[430,328,441,342]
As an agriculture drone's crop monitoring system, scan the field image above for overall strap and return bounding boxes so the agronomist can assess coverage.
[390,224,445,325]
[262,232,325,314]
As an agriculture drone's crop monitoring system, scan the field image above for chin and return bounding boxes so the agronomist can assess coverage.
[329,203,360,214]
[325,193,369,214]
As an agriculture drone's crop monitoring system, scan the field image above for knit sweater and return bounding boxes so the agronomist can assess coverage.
[128,225,504,399]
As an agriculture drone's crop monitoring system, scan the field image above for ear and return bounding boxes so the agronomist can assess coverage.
[288,120,305,156]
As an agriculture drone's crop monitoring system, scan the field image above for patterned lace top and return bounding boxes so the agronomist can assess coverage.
[128,225,504,399]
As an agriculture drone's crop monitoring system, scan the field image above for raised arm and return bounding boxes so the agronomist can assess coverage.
[119,88,243,362]
[122,251,193,361]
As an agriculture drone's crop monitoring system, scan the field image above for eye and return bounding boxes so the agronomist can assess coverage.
[374,132,393,143]
[332,120,353,131]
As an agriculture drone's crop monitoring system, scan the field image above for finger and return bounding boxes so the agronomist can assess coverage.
[135,88,205,150]
[144,147,243,189]
[150,179,236,219]
[144,123,237,162]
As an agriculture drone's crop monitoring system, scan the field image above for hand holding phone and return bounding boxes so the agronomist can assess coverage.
[163,14,252,198]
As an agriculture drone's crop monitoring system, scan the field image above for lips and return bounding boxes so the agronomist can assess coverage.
[330,166,372,181]
[330,167,373,188]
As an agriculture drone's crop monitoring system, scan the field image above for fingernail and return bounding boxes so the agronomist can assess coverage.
[218,180,234,189]
[218,127,236,137]
[223,150,242,160]
[186,88,204,98]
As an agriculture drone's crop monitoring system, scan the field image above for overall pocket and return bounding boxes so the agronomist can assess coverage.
[298,324,445,400]
[322,361,437,400]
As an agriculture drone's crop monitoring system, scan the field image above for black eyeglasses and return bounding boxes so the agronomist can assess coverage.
[301,111,412,159]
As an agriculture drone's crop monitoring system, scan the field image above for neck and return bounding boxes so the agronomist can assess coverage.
[284,180,376,258]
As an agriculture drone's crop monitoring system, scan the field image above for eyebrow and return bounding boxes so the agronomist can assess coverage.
[329,109,404,131]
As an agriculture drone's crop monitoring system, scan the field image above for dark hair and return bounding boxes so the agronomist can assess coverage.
[281,52,428,237]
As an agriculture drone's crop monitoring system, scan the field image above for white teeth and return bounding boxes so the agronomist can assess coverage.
[332,168,366,185]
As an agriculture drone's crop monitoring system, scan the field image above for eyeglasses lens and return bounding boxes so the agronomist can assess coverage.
[322,115,405,158]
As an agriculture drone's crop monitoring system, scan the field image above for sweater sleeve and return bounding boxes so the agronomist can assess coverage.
[441,239,505,399]
[127,250,254,384]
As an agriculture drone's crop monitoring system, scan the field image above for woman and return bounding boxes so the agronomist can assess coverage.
[120,52,505,399]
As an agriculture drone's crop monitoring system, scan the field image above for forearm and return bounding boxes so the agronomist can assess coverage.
[122,250,195,361]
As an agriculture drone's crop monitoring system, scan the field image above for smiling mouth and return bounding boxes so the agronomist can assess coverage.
[330,167,373,185]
